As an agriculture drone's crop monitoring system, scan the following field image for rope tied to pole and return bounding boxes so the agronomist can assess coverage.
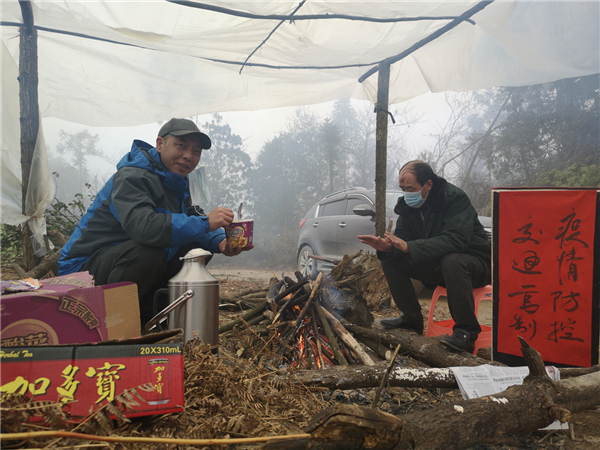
[373,105,396,124]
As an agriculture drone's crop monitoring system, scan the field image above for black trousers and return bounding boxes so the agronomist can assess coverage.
[82,241,203,326]
[380,252,490,337]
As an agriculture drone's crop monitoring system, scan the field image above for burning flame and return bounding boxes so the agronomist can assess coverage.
[309,339,321,370]
[293,334,306,367]
[269,281,343,370]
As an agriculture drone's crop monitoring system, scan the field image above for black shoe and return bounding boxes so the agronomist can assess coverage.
[440,328,476,353]
[379,313,424,335]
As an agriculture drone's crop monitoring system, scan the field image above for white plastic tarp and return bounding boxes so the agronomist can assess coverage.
[1,0,599,228]
[2,39,56,243]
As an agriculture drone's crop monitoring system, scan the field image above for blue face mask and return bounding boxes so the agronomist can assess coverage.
[403,186,427,208]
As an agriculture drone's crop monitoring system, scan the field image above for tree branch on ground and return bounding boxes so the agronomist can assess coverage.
[270,339,600,450]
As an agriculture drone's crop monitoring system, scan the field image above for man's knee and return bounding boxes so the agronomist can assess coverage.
[89,241,166,286]
[128,245,165,271]
[440,253,480,282]
[440,253,465,271]
[381,255,440,286]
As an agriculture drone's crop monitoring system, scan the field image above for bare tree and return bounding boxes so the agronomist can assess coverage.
[386,103,422,188]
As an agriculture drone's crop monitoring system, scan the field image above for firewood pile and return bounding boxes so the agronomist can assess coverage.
[219,269,379,369]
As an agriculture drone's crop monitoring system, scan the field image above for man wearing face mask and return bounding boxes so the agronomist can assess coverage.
[358,160,491,353]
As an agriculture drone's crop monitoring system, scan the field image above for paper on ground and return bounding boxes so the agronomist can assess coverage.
[450,364,567,431]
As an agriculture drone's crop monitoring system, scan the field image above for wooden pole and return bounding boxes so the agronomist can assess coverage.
[281,364,599,390]
[374,61,390,237]
[18,0,41,271]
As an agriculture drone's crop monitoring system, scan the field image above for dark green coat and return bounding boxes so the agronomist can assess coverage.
[383,178,491,278]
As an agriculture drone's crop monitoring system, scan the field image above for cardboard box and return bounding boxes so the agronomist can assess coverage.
[0,330,185,419]
[1,272,141,346]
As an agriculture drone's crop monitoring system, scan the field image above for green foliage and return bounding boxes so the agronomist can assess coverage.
[424,75,600,214]
[199,114,254,213]
[1,224,23,264]
[1,182,95,265]
[46,183,96,248]
[536,163,600,187]
[459,175,494,216]
[480,75,599,186]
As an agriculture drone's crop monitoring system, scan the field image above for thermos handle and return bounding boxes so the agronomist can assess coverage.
[145,289,194,333]
[152,288,169,331]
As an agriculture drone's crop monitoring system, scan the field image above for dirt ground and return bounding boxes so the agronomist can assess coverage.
[2,266,599,448]
[213,268,600,450]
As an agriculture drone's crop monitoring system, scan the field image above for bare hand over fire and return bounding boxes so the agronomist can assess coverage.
[358,234,393,252]
[384,231,409,253]
[358,233,409,253]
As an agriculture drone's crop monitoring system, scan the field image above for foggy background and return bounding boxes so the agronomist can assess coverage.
[40,75,600,270]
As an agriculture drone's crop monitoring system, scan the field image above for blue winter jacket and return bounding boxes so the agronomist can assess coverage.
[58,140,225,275]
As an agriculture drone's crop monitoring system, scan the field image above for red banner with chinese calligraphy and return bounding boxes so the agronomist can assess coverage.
[493,189,599,367]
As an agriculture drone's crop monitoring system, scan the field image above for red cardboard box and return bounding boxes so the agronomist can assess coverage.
[0,331,184,418]
[1,272,140,346]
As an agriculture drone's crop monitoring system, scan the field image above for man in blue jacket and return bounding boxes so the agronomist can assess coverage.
[359,161,491,353]
[59,118,252,325]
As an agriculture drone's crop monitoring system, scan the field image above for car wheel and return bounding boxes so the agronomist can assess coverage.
[298,245,318,279]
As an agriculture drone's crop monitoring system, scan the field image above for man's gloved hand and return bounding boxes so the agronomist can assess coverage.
[207,207,234,231]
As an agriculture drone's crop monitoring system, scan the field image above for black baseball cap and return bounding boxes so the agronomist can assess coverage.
[158,118,211,150]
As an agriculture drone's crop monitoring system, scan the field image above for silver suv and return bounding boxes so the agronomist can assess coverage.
[296,187,492,277]
[297,187,402,277]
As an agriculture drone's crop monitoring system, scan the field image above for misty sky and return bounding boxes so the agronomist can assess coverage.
[42,93,451,186]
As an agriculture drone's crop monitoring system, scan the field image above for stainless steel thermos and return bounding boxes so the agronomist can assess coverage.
[148,248,219,350]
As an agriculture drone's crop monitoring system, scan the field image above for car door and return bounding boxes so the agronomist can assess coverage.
[335,194,377,257]
[313,198,346,260]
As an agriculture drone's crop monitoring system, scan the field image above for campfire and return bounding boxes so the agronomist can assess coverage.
[220,270,376,369]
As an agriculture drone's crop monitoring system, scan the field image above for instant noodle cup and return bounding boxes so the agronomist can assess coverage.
[225,219,254,249]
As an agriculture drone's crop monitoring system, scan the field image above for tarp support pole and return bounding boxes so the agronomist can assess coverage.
[374,61,390,237]
[18,0,40,270]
